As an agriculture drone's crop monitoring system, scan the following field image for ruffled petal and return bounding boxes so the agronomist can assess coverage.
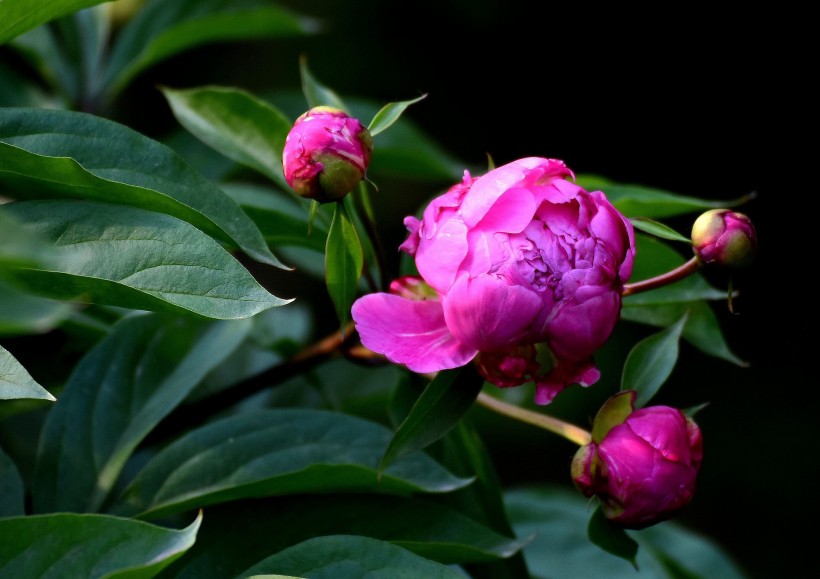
[534,357,600,405]
[351,293,477,373]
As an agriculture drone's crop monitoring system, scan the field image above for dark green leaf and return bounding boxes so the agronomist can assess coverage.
[237,535,467,579]
[0,0,110,45]
[0,511,201,578]
[380,366,484,472]
[32,313,251,513]
[368,94,428,137]
[299,54,347,111]
[630,218,691,244]
[110,409,471,520]
[0,344,55,401]
[99,0,319,99]
[0,446,24,516]
[2,200,289,319]
[588,507,639,568]
[325,201,363,333]
[162,85,293,189]
[0,107,287,268]
[8,23,79,103]
[0,59,60,108]
[505,486,747,579]
[621,313,688,407]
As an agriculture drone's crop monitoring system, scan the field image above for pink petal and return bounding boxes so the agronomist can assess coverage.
[351,293,477,373]
[415,215,469,293]
[461,158,548,227]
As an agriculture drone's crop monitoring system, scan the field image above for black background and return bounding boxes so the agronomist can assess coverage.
[31,0,818,576]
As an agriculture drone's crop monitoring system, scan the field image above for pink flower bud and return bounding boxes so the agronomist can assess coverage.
[282,106,373,202]
[691,208,757,268]
[571,391,703,529]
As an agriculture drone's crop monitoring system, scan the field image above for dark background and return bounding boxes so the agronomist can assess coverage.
[104,1,814,577]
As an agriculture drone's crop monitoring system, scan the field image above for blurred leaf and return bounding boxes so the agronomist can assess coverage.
[237,535,466,579]
[0,446,24,516]
[630,218,691,244]
[7,24,79,103]
[162,85,293,189]
[380,366,484,472]
[575,175,749,219]
[299,54,347,110]
[0,511,201,578]
[110,408,472,520]
[368,94,427,137]
[0,344,55,401]
[161,494,528,577]
[325,201,363,334]
[99,0,320,99]
[621,313,688,407]
[0,0,111,45]
[588,507,638,568]
[2,200,289,319]
[162,128,239,182]
[32,313,250,513]
[0,210,58,270]
[0,59,62,108]
[505,486,747,579]
[0,107,287,268]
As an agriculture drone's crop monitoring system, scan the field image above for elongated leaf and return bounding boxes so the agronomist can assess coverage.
[8,23,79,103]
[0,344,55,401]
[161,494,528,578]
[237,535,466,579]
[2,200,289,319]
[110,409,471,520]
[0,107,287,268]
[300,54,347,110]
[99,0,319,99]
[588,507,638,568]
[505,486,747,579]
[0,447,24,516]
[32,312,250,513]
[0,0,111,45]
[0,280,74,336]
[630,217,691,244]
[0,511,201,578]
[621,313,688,407]
[380,366,484,472]
[368,94,428,137]
[325,201,363,333]
[162,85,293,188]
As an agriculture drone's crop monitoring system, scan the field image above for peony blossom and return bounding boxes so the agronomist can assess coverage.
[282,106,372,202]
[351,157,635,404]
[691,208,757,269]
[571,391,703,529]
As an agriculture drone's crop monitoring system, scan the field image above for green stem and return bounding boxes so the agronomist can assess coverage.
[621,256,702,297]
[476,392,591,446]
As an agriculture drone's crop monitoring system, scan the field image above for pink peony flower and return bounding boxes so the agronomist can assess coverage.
[691,208,757,269]
[351,157,635,404]
[571,391,703,529]
[282,106,372,202]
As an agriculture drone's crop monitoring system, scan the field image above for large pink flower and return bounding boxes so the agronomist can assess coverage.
[352,157,635,404]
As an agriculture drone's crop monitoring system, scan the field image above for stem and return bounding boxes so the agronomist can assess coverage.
[476,392,591,446]
[621,256,702,297]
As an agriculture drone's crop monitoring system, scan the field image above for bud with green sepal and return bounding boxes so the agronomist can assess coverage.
[691,208,757,269]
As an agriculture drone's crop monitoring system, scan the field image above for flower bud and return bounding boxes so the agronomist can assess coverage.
[282,106,373,202]
[691,208,757,268]
[571,391,703,529]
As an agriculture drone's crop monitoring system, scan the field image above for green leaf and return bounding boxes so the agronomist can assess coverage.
[380,366,484,472]
[0,344,55,401]
[0,0,111,45]
[237,535,467,579]
[99,0,320,99]
[0,210,57,270]
[588,507,639,568]
[161,493,528,577]
[2,200,289,319]
[110,409,471,520]
[368,94,428,137]
[630,218,691,244]
[0,446,24,516]
[161,85,293,189]
[0,282,73,336]
[325,201,363,333]
[621,313,688,407]
[0,511,201,578]
[31,313,250,513]
[0,107,287,268]
[575,175,751,219]
[8,23,79,103]
[300,54,347,111]
[505,486,747,579]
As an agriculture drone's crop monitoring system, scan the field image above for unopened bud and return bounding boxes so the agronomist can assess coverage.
[691,209,757,268]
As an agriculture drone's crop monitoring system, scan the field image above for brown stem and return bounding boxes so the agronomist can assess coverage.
[621,256,703,297]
